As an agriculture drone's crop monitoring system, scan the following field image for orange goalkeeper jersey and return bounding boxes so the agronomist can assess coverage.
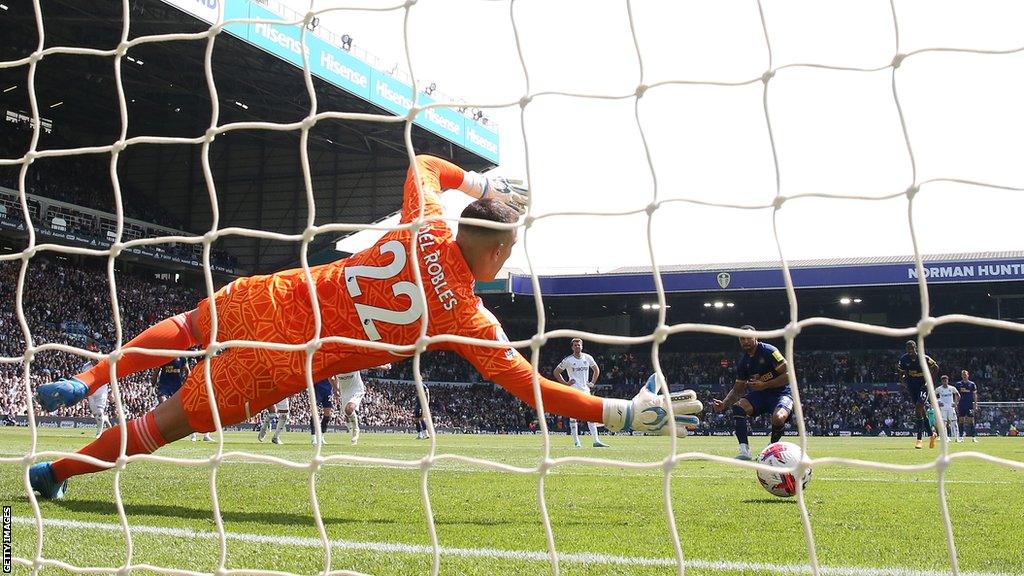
[185,155,602,428]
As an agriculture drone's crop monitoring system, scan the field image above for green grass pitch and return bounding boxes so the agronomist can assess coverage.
[3,428,1023,575]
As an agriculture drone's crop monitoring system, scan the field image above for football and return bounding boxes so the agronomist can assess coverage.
[756,441,812,497]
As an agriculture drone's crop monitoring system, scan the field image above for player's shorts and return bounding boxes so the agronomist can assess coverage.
[88,387,109,416]
[958,400,974,417]
[744,391,793,418]
[339,386,364,412]
[157,380,183,399]
[905,381,926,404]
[314,380,333,409]
[273,397,291,411]
[413,403,424,419]
[940,407,957,422]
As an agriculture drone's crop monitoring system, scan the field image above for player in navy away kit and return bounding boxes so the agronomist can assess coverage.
[897,340,939,449]
[152,357,210,442]
[310,377,337,445]
[414,381,430,439]
[957,369,979,443]
[712,325,794,461]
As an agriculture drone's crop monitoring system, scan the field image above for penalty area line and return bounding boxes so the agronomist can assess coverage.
[12,517,1020,576]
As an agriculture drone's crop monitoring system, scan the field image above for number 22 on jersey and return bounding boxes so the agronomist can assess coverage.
[344,240,425,341]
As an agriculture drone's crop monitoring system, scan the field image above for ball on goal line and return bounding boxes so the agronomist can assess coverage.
[755,441,812,498]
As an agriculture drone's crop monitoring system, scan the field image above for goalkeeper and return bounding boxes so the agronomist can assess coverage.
[30,155,702,499]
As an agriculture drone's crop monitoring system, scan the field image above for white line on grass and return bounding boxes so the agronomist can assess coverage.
[12,517,1021,576]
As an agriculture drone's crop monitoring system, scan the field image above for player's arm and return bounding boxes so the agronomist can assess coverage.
[400,155,526,224]
[588,355,600,387]
[748,362,790,392]
[713,380,747,413]
[450,321,699,436]
[927,356,940,378]
[552,363,569,385]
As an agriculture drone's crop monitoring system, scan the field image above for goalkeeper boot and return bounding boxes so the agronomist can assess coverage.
[36,377,88,412]
[29,462,67,500]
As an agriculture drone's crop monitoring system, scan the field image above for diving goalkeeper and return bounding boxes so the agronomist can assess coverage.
[30,155,702,499]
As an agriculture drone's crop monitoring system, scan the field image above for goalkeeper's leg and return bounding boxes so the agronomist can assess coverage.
[32,392,196,499]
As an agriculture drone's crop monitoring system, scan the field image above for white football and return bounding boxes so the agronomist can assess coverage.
[756,441,812,497]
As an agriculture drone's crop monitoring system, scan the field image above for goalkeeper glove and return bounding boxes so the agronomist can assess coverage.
[458,171,529,215]
[602,374,703,437]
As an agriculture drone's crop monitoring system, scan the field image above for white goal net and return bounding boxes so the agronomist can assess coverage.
[4,1,1024,575]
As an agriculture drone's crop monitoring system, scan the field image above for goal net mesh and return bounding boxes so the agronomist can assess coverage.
[4,1,1024,575]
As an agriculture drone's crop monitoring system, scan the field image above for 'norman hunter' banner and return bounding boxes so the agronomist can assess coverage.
[509,258,1024,296]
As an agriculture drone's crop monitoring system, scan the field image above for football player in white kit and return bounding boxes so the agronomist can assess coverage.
[82,360,111,438]
[332,364,390,445]
[554,338,608,448]
[257,396,290,444]
[936,375,960,443]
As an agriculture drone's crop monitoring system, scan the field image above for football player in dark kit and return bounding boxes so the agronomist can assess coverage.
[712,325,794,461]
[957,369,979,443]
[897,340,939,449]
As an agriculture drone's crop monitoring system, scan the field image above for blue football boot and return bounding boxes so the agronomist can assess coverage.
[29,462,68,500]
[36,377,88,412]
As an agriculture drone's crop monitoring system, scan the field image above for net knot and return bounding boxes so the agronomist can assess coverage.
[115,455,129,470]
[29,51,42,64]
[519,95,532,108]
[115,42,129,58]
[785,322,801,339]
[653,324,669,343]
[761,70,775,84]
[302,227,317,243]
[645,201,659,216]
[523,214,535,228]
[23,150,36,164]
[916,316,936,337]
[310,455,324,471]
[203,231,217,244]
[773,195,787,210]
[905,184,919,199]
[301,116,317,131]
[635,84,648,98]
[204,127,218,142]
[530,333,547,349]
[112,140,127,154]
[109,242,123,258]
[405,0,418,7]
[306,339,322,355]
[891,53,906,68]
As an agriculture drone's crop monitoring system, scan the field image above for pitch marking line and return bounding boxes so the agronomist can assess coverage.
[12,517,1020,576]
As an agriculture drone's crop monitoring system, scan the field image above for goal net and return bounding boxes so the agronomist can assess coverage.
[4,1,1024,575]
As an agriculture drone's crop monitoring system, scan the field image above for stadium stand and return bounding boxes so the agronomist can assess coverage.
[3,256,1022,436]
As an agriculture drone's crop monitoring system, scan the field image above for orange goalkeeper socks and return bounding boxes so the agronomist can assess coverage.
[51,411,167,482]
[76,313,197,395]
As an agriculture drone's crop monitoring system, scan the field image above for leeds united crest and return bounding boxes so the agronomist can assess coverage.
[717,272,731,289]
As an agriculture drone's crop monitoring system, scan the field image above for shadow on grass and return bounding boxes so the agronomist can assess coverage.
[740,498,797,505]
[46,499,397,528]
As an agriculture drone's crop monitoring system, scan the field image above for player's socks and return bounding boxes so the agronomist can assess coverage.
[950,420,960,441]
[732,405,749,446]
[569,419,580,445]
[75,314,198,395]
[273,413,287,441]
[347,412,358,436]
[916,418,925,440]
[587,422,601,443]
[770,424,784,444]
[51,411,166,482]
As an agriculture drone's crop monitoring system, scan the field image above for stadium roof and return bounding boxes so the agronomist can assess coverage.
[1,0,495,275]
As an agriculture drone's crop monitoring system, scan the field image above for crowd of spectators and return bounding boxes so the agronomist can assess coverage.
[2,255,1023,435]
[0,123,238,270]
